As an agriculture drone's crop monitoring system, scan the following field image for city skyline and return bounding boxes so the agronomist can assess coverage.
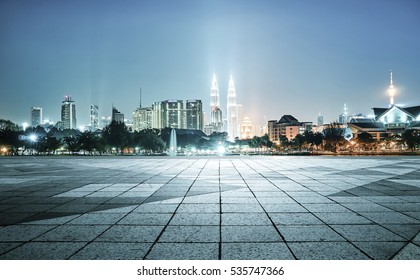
[1,0,420,126]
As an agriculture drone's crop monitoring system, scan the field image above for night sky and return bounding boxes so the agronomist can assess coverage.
[1,0,419,127]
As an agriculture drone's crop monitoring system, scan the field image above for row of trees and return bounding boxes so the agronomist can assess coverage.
[1,119,419,155]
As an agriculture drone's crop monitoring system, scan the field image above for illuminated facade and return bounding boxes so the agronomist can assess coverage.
[30,107,42,127]
[132,106,153,131]
[227,75,240,141]
[90,104,99,131]
[210,74,223,132]
[348,72,420,139]
[61,96,77,129]
[268,115,312,142]
[186,100,203,130]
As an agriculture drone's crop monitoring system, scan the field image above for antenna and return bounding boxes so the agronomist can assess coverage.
[139,87,142,108]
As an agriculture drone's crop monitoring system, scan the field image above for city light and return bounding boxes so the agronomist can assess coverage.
[29,134,37,142]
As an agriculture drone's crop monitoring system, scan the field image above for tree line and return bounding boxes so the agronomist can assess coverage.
[0,119,419,155]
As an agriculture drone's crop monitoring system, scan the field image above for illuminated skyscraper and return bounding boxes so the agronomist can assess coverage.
[30,107,42,127]
[90,104,99,131]
[61,96,77,129]
[186,99,203,130]
[210,74,223,132]
[227,75,239,141]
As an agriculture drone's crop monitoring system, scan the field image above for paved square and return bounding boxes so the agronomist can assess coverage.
[0,156,419,260]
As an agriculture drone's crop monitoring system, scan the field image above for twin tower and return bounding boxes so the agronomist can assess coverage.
[210,74,240,141]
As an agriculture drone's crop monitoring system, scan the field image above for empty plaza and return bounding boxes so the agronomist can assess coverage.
[0,156,419,260]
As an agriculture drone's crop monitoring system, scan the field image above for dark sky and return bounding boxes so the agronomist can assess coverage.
[1,0,419,127]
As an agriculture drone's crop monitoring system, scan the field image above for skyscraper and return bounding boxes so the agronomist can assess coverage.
[61,96,77,129]
[112,106,124,123]
[30,107,42,127]
[152,100,184,129]
[90,104,99,131]
[186,99,203,130]
[227,75,239,141]
[317,112,324,126]
[133,107,153,131]
[210,74,223,132]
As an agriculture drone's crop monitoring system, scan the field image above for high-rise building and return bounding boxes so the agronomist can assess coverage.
[61,96,77,129]
[186,99,203,130]
[90,104,99,131]
[338,104,348,124]
[210,74,223,132]
[112,106,124,123]
[240,116,254,139]
[152,100,184,129]
[30,107,42,127]
[317,113,324,126]
[133,107,153,131]
[227,75,239,141]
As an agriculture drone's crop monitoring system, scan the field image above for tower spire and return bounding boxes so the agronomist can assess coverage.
[139,87,142,108]
[388,70,395,106]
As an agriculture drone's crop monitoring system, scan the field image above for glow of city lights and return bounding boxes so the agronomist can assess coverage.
[29,134,37,142]
[217,145,225,155]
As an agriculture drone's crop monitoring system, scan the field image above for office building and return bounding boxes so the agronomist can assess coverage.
[30,107,42,127]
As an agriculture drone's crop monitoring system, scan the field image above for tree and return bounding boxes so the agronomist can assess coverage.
[357,132,374,151]
[323,123,345,152]
[102,121,130,154]
[64,136,81,154]
[260,134,273,151]
[77,131,97,155]
[292,134,305,151]
[402,129,420,151]
[134,129,166,153]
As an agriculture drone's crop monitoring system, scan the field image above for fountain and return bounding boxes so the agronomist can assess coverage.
[169,128,177,156]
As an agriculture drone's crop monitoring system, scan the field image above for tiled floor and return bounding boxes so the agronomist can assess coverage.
[0,156,419,260]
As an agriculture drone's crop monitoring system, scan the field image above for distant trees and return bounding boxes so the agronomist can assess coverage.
[322,122,345,152]
[1,118,419,156]
[402,129,420,151]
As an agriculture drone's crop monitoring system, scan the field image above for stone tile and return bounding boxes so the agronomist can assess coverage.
[146,243,219,260]
[303,203,352,213]
[392,243,420,260]
[359,211,419,224]
[222,226,281,242]
[176,204,220,213]
[117,213,172,225]
[170,213,219,226]
[314,212,372,224]
[353,242,406,260]
[263,204,308,213]
[0,242,86,260]
[278,225,345,242]
[222,204,264,213]
[269,213,324,225]
[132,204,179,213]
[96,225,164,242]
[382,224,420,240]
[35,225,109,242]
[68,213,126,225]
[289,242,369,260]
[70,242,152,260]
[222,242,295,260]
[0,225,56,241]
[331,225,406,242]
[0,242,22,255]
[159,226,219,242]
[222,213,272,226]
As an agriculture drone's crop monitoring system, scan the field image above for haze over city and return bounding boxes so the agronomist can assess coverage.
[1,0,420,127]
